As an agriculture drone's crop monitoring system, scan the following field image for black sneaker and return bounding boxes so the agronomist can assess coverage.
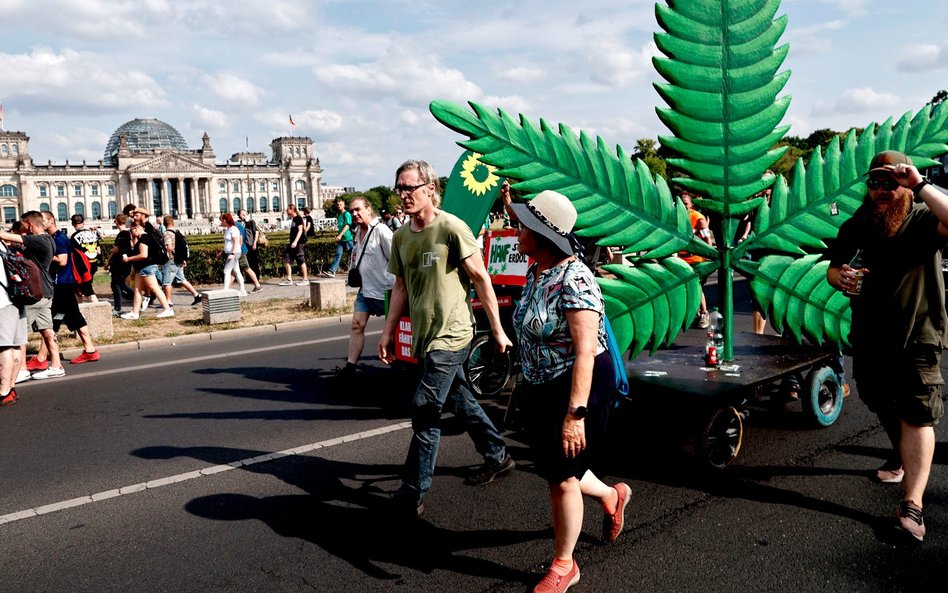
[191,294,202,306]
[330,364,356,381]
[391,489,425,517]
[464,453,515,485]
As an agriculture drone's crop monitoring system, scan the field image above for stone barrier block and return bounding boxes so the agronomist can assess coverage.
[202,289,241,324]
[308,278,346,310]
[78,301,114,339]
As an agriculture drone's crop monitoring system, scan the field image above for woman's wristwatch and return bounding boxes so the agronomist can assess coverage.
[567,405,588,419]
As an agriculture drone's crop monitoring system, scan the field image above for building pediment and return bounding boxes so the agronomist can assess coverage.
[125,153,214,175]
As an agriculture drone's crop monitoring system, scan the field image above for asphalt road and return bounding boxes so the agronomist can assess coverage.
[0,288,945,593]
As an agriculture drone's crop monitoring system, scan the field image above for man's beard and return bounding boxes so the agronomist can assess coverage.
[865,192,911,237]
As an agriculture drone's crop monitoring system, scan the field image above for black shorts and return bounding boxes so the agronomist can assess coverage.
[853,345,945,427]
[520,351,614,484]
[51,283,88,332]
[282,245,305,265]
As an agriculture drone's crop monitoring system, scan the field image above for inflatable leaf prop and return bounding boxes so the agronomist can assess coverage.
[430,0,948,359]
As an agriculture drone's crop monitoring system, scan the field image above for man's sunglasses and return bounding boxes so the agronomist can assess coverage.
[866,177,900,191]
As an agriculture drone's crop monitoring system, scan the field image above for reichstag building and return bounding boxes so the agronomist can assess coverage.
[0,118,323,228]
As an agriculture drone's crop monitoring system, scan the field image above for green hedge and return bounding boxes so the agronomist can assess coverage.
[101,231,349,284]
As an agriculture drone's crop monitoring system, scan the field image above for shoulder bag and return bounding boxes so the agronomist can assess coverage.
[347,223,378,288]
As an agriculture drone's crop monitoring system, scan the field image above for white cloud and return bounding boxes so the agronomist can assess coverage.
[898,44,948,73]
[585,39,657,88]
[190,104,228,129]
[45,127,110,164]
[0,47,168,113]
[295,109,343,132]
[203,73,265,108]
[482,95,534,117]
[496,65,547,84]
[315,43,483,106]
[0,0,317,40]
[811,87,901,116]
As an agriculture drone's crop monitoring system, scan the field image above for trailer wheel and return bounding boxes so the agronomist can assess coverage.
[465,335,513,397]
[697,406,743,470]
[802,365,843,427]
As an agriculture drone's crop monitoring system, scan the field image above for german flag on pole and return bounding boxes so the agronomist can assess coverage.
[289,114,296,126]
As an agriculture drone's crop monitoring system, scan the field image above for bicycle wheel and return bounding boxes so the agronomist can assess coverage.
[465,334,513,397]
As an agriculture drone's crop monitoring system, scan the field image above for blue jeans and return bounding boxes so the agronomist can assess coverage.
[402,345,507,499]
[329,240,353,273]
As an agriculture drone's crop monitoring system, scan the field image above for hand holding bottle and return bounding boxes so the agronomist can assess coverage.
[842,249,867,296]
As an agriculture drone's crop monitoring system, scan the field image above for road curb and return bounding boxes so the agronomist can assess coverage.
[62,313,354,357]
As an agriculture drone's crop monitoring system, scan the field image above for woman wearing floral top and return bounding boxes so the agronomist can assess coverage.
[505,185,631,593]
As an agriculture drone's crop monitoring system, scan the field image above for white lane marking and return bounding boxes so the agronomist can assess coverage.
[0,420,412,525]
[51,330,384,381]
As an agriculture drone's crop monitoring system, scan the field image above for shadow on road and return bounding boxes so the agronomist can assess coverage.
[143,363,419,422]
[132,444,543,583]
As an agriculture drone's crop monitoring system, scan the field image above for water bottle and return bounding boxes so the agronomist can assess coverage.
[709,307,724,350]
[846,249,865,296]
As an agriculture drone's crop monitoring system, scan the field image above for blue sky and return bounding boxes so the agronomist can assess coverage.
[1,0,946,191]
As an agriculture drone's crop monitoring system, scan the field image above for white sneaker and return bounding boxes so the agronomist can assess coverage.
[296,280,310,286]
[32,366,66,380]
[15,369,32,384]
[141,297,151,309]
[278,280,293,286]
[238,290,248,297]
[121,312,140,320]
[156,308,175,318]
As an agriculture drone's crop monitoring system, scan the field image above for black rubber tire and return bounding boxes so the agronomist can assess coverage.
[465,334,513,398]
[696,406,744,470]
[802,365,843,427]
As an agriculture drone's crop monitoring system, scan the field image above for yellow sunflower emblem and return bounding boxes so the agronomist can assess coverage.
[459,153,500,196]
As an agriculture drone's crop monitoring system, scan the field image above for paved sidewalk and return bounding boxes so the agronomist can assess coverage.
[83,277,358,356]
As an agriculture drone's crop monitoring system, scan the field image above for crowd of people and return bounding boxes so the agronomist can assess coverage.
[1,151,940,590]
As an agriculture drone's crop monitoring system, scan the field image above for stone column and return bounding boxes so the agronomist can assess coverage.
[142,178,150,209]
[176,178,184,218]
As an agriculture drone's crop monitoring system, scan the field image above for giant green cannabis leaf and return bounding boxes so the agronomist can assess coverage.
[429,0,948,359]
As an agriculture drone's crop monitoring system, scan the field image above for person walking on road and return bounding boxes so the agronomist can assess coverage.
[505,186,630,593]
[220,213,247,296]
[827,150,948,542]
[161,216,202,306]
[104,213,134,315]
[280,204,309,286]
[378,159,515,517]
[334,197,394,380]
[0,211,63,380]
[322,198,353,278]
[238,210,263,281]
[0,241,27,405]
[121,221,175,319]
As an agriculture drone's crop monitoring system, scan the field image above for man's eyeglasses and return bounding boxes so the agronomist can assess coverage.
[866,177,900,191]
[394,183,428,195]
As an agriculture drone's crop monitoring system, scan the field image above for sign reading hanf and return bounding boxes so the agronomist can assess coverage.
[484,229,529,286]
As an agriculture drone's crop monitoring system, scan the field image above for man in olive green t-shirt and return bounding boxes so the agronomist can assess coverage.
[379,159,514,516]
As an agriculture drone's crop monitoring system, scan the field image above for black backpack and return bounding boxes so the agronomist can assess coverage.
[147,228,169,265]
[173,230,190,264]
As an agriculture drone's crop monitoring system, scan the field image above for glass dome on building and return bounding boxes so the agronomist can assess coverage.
[104,118,189,162]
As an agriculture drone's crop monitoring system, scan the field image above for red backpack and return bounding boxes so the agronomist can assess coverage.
[71,249,93,284]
